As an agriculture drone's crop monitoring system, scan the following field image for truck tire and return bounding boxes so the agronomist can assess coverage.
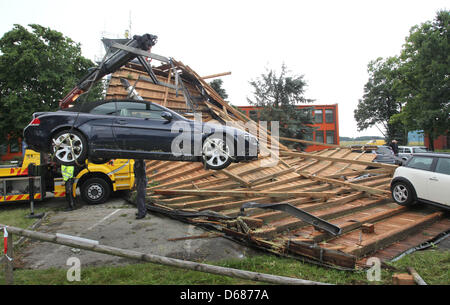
[80,177,111,205]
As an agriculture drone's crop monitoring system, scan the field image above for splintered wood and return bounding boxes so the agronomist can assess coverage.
[105,59,448,269]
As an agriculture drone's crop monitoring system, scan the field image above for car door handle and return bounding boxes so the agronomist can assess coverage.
[116,120,128,125]
[429,177,438,181]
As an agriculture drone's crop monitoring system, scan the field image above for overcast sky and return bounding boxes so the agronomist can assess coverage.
[0,0,448,138]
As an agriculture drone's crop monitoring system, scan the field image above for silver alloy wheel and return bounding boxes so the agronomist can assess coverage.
[52,133,83,163]
[87,184,103,200]
[393,184,408,203]
[202,137,230,168]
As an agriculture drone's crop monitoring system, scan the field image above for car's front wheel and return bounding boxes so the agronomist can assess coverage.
[202,135,233,170]
[51,130,87,166]
[391,181,416,206]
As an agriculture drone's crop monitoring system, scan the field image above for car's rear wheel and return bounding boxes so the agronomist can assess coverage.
[51,130,87,166]
[202,135,233,170]
[80,177,111,205]
[391,181,416,206]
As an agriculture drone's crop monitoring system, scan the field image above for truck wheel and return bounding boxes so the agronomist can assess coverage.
[81,177,111,205]
[51,130,87,166]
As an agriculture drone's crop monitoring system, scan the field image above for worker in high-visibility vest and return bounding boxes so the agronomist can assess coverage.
[61,165,76,211]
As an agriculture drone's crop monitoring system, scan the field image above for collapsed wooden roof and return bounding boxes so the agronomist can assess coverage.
[105,60,449,269]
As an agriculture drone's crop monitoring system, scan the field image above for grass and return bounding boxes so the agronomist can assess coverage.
[0,200,448,285]
[0,248,448,285]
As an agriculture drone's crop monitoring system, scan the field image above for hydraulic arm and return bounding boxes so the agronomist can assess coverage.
[59,34,158,109]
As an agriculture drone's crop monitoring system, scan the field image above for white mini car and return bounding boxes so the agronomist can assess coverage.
[390,153,450,210]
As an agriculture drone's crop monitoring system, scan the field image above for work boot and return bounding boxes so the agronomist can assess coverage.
[135,213,146,220]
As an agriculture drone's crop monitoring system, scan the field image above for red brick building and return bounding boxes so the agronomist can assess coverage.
[237,104,339,152]
[424,131,449,150]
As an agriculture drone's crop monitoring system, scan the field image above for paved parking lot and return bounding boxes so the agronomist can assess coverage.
[19,197,259,270]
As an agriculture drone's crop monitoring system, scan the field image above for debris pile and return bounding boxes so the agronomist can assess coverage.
[106,59,449,269]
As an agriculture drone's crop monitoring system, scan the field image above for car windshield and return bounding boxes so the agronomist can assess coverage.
[413,147,428,153]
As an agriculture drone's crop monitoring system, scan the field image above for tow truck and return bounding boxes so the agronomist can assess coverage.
[0,149,135,204]
[1,33,166,205]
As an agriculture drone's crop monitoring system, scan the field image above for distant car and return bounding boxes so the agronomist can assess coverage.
[398,146,430,162]
[23,99,259,170]
[351,145,402,166]
[390,153,450,210]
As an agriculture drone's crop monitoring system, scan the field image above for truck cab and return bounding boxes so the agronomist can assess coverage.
[0,149,134,205]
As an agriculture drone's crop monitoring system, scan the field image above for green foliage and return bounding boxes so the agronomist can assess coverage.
[209,79,228,100]
[0,24,102,144]
[390,10,450,150]
[356,11,450,149]
[354,57,406,144]
[247,64,314,149]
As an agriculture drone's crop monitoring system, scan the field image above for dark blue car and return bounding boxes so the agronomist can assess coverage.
[23,99,259,170]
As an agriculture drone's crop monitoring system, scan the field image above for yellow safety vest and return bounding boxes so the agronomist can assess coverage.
[61,165,74,181]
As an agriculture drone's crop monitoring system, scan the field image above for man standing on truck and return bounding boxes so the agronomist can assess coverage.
[134,159,147,219]
[61,165,76,211]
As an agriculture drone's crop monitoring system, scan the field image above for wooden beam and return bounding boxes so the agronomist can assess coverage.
[248,167,298,186]
[309,206,407,243]
[221,169,251,187]
[299,173,391,196]
[201,71,232,80]
[345,212,443,257]
[280,150,398,170]
[152,189,335,199]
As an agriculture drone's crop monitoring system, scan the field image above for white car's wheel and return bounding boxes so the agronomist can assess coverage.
[202,136,233,170]
[51,130,87,166]
[391,181,416,206]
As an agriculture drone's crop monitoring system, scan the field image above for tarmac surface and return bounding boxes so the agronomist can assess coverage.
[19,196,260,270]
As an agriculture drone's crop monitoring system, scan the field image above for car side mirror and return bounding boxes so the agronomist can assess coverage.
[161,111,173,122]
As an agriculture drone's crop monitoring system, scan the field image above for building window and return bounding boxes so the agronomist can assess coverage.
[315,109,323,123]
[304,131,313,141]
[315,130,324,143]
[325,109,334,123]
[249,110,258,121]
[326,131,335,144]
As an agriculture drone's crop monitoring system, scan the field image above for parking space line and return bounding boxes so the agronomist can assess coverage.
[34,208,123,268]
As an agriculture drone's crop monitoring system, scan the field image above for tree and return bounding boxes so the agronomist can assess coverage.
[354,57,406,143]
[391,10,450,150]
[209,79,228,100]
[247,64,314,150]
[0,24,101,144]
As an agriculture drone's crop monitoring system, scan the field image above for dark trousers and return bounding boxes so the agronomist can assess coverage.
[134,160,147,217]
[65,178,75,210]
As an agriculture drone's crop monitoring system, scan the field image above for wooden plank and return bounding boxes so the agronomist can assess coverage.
[286,240,356,269]
[221,169,251,187]
[310,206,407,243]
[281,150,397,170]
[299,173,391,196]
[152,189,335,199]
[248,167,298,186]
[201,72,232,79]
[345,212,443,257]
